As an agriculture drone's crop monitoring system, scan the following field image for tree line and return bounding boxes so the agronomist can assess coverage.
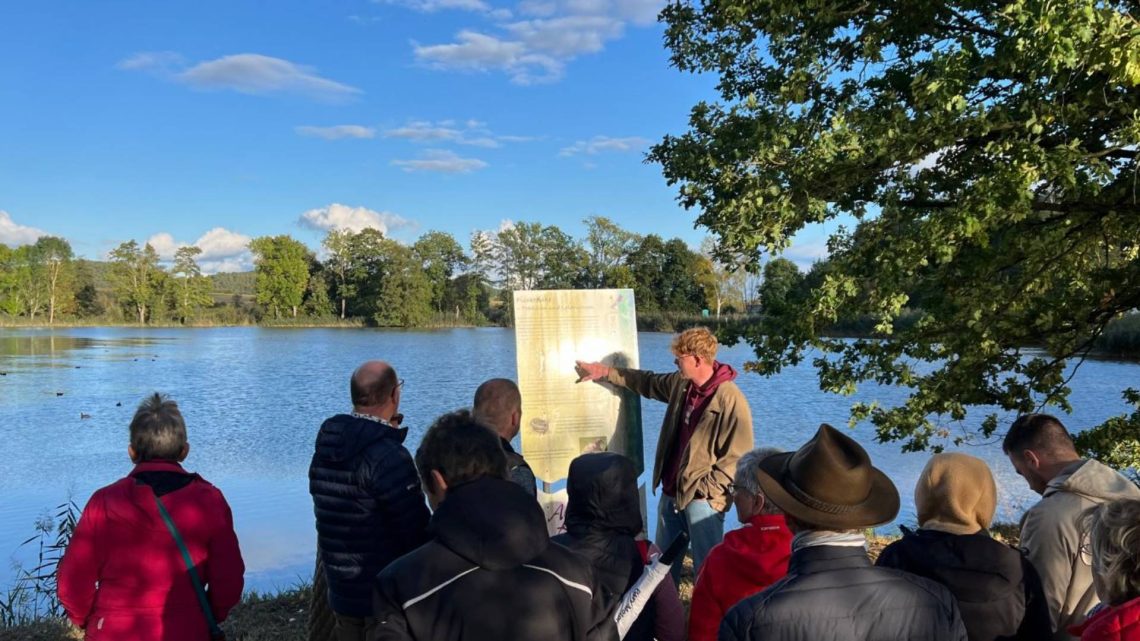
[0,217,771,328]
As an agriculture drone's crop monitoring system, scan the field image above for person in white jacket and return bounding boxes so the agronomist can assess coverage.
[1004,413,1140,640]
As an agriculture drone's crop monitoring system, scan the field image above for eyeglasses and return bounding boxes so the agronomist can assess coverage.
[728,483,753,497]
[397,379,405,389]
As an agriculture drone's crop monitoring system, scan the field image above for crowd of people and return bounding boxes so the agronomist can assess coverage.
[52,327,1140,641]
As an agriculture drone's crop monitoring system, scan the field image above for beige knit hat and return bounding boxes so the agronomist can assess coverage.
[914,452,997,535]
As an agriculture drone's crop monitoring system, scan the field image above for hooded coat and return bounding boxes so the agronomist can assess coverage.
[552,452,684,641]
[371,477,618,641]
[57,461,245,641]
[877,528,1053,641]
[719,545,968,641]
[688,513,792,641]
[1020,459,1140,639]
[309,414,430,617]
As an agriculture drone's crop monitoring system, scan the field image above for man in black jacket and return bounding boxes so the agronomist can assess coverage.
[473,378,537,498]
[719,424,968,641]
[310,361,430,641]
[372,410,618,641]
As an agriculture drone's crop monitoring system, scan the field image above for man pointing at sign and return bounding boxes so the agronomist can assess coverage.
[576,327,754,582]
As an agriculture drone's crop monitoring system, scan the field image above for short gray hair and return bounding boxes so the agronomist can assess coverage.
[129,393,187,462]
[734,447,783,513]
[1084,498,1140,606]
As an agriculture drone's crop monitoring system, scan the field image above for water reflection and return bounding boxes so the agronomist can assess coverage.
[0,327,1136,593]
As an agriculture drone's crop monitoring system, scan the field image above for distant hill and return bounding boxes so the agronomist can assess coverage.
[75,260,255,300]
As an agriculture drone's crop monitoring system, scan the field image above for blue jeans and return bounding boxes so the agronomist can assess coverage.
[655,494,725,584]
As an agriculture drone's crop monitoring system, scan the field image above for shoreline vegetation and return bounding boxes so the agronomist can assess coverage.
[0,524,1022,641]
[2,309,1138,360]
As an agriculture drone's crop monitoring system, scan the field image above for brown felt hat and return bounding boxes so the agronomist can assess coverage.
[756,424,900,530]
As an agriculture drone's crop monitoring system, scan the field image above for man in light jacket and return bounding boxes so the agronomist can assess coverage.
[1004,413,1140,640]
[576,327,754,583]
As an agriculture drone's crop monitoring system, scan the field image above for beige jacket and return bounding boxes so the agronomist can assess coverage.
[1020,459,1140,640]
[606,367,753,512]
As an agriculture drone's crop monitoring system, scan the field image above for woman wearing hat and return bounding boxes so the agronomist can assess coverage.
[876,453,1052,641]
[719,424,968,641]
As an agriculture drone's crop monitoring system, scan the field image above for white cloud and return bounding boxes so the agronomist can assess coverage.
[119,52,361,102]
[505,15,624,57]
[414,0,664,83]
[558,135,650,156]
[414,31,563,84]
[391,149,489,173]
[385,121,464,142]
[383,120,513,148]
[197,227,253,260]
[0,211,48,246]
[298,203,410,234]
[295,125,376,140]
[116,51,185,74]
[144,227,253,274]
[146,232,181,259]
[178,54,362,101]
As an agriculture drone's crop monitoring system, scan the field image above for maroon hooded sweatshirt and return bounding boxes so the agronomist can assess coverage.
[661,361,738,497]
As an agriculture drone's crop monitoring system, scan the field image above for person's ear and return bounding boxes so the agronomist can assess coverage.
[1023,449,1042,470]
[128,445,138,463]
[430,470,448,496]
[754,492,766,514]
[179,443,190,463]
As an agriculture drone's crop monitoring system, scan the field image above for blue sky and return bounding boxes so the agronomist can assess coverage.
[0,0,830,273]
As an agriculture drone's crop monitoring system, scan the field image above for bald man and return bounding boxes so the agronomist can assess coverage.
[310,361,430,641]
[473,378,538,498]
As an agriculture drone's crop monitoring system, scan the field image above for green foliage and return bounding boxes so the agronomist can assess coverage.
[759,258,804,319]
[170,246,213,324]
[652,0,1140,451]
[33,237,74,324]
[249,235,311,319]
[1074,389,1140,480]
[413,231,468,312]
[0,500,79,628]
[373,239,434,327]
[474,221,589,292]
[107,240,162,324]
[584,216,643,288]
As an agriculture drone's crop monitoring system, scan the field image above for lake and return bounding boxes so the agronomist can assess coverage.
[2,327,1137,593]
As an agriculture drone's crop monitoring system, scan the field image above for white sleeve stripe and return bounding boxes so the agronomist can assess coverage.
[522,564,593,596]
[401,567,479,610]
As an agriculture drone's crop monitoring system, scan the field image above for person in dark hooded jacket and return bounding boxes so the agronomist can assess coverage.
[877,452,1053,641]
[309,361,430,641]
[552,452,684,641]
[372,410,618,641]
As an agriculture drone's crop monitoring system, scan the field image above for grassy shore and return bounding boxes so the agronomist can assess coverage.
[0,524,1022,641]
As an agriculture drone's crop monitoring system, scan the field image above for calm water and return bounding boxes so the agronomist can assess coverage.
[2,327,1137,593]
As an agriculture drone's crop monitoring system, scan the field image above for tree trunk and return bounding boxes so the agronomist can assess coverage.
[49,295,55,324]
[340,298,346,320]
[138,304,146,325]
[292,305,298,317]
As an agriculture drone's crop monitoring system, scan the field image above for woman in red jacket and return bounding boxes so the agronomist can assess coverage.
[1072,498,1140,641]
[688,447,792,641]
[57,393,245,641]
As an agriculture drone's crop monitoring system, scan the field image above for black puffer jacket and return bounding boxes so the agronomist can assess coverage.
[501,437,537,498]
[876,528,1053,641]
[720,545,968,641]
[309,414,430,617]
[372,477,617,641]
[554,453,654,641]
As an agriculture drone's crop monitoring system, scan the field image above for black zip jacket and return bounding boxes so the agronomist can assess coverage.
[309,414,430,617]
[372,477,618,641]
